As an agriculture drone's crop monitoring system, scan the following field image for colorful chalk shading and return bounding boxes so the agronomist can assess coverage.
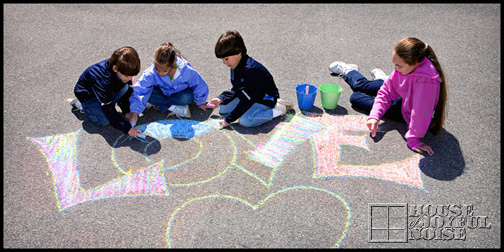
[28,113,426,247]
[308,114,424,190]
[28,131,168,211]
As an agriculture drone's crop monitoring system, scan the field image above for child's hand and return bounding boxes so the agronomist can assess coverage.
[207,98,222,109]
[197,104,208,111]
[219,120,230,128]
[128,127,143,138]
[413,143,434,156]
[366,118,379,137]
[129,112,139,126]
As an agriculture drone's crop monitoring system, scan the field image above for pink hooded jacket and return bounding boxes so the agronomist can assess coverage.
[368,57,442,150]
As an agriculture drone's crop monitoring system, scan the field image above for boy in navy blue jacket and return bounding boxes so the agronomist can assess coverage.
[71,46,143,138]
[207,30,293,128]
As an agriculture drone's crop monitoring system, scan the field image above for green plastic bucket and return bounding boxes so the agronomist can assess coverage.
[319,83,342,109]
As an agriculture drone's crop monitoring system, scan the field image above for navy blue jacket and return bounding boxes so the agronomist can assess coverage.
[217,54,279,124]
[74,59,132,134]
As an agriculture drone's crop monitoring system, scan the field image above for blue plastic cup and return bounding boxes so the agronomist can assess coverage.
[296,84,317,110]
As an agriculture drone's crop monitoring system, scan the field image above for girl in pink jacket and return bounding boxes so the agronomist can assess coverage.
[329,37,447,156]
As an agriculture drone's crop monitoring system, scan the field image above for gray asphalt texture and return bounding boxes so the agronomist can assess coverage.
[3,3,500,248]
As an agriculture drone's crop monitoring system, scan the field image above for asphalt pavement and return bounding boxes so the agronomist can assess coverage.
[3,3,500,248]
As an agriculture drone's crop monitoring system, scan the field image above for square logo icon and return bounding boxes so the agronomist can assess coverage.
[368,203,408,243]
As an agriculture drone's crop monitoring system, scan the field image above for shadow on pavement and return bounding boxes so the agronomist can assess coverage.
[73,101,214,145]
[211,108,299,135]
[80,117,161,155]
[297,105,349,117]
[373,119,465,181]
[418,129,465,181]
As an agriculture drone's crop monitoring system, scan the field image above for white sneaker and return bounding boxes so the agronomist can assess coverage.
[329,61,359,76]
[274,98,294,116]
[371,68,388,81]
[168,105,191,118]
[145,102,155,110]
[69,98,82,110]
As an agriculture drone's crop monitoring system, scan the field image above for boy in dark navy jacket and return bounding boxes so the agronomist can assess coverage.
[207,30,293,128]
[71,46,143,138]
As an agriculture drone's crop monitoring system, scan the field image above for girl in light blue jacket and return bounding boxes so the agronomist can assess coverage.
[128,42,209,124]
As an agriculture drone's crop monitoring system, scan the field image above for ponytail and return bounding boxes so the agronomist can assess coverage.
[153,42,184,66]
[425,45,447,135]
[395,37,447,135]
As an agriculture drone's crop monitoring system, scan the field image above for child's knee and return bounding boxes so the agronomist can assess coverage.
[86,113,109,126]
[97,121,110,127]
[93,117,110,126]
[349,93,360,105]
[179,92,194,105]
[349,92,371,105]
[238,119,255,128]
[238,116,264,128]
[349,92,374,113]
[218,106,233,115]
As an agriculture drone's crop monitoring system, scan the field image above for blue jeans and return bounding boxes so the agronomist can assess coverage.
[148,86,193,113]
[81,84,129,126]
[344,70,404,122]
[219,98,274,127]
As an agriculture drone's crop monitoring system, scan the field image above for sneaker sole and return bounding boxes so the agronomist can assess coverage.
[371,68,387,80]
[69,98,83,111]
[167,106,191,119]
[329,61,345,74]
[278,99,294,113]
[329,61,359,75]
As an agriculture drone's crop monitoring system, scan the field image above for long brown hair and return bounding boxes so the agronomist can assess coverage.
[395,37,447,135]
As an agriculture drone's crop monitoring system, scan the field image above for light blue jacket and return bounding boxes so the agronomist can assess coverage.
[129,56,209,114]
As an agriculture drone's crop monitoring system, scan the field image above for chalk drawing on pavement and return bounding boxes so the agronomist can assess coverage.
[28,112,426,247]
[28,131,169,211]
[232,114,325,187]
[111,119,237,187]
[28,113,426,212]
[308,113,425,191]
[166,186,351,248]
[228,113,425,191]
